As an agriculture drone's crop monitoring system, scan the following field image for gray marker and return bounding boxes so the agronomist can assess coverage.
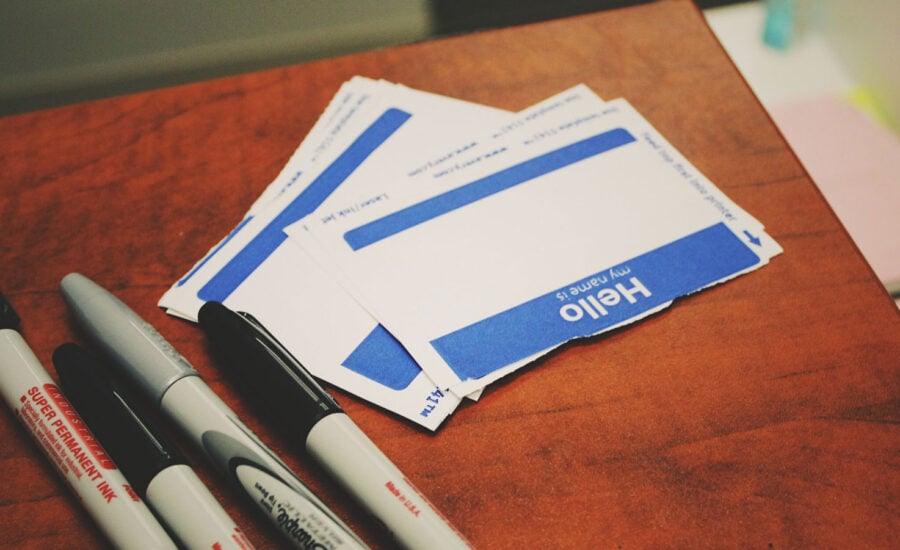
[60,273,368,550]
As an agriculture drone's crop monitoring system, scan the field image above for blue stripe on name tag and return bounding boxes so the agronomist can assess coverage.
[430,222,760,381]
[343,127,636,250]
[341,325,422,390]
[197,108,412,301]
[177,215,255,287]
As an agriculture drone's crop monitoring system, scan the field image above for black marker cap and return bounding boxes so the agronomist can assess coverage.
[198,301,342,443]
[0,292,21,331]
[53,343,184,496]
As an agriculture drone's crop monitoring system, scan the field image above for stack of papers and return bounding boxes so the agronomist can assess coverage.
[161,77,781,430]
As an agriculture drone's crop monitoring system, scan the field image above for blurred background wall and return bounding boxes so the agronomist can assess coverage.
[0,0,742,117]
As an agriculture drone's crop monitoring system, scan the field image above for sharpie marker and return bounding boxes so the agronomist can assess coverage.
[53,342,255,550]
[59,273,368,550]
[0,292,177,550]
[198,301,472,550]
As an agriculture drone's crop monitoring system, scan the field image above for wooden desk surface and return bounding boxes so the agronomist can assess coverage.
[1,1,897,547]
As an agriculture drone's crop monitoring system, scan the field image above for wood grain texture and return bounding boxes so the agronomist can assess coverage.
[1,1,897,548]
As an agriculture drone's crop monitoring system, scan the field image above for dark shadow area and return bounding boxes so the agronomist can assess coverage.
[431,0,744,35]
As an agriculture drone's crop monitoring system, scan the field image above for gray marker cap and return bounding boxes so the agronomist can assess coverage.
[60,272,197,403]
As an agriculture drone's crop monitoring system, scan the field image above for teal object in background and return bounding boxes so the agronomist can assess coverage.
[763,0,796,50]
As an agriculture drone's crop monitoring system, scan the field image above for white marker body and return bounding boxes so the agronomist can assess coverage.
[0,330,177,550]
[307,413,471,550]
[161,377,368,550]
[146,463,255,549]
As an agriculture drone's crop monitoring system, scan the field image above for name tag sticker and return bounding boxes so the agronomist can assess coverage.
[286,98,780,396]
[163,79,780,428]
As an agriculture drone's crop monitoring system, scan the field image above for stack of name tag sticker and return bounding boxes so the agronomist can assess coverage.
[161,77,781,430]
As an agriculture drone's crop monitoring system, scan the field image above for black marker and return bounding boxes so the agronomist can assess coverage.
[53,343,255,550]
[198,301,471,550]
[60,272,367,550]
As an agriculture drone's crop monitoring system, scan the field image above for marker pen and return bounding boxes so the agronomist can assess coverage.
[0,293,177,550]
[53,342,255,550]
[198,301,472,550]
[59,273,368,550]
